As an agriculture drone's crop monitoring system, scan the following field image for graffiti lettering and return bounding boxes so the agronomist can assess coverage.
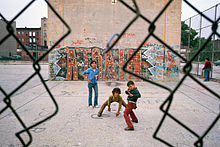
[119,50,124,80]
[66,49,77,80]
[104,51,116,80]
[92,48,102,78]
[49,45,179,81]
[122,33,136,38]
[71,40,83,46]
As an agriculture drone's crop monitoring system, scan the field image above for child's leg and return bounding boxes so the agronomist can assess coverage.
[98,100,108,114]
[204,69,208,81]
[207,69,210,81]
[88,83,93,106]
[130,110,138,122]
[130,103,138,121]
[122,100,127,107]
[123,102,134,128]
[94,83,98,106]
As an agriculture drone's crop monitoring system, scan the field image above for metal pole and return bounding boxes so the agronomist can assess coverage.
[187,17,191,61]
[211,4,217,79]
[197,15,202,76]
[163,0,167,82]
[62,0,65,46]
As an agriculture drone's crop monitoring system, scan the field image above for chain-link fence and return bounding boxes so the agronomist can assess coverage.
[106,0,219,146]
[182,3,220,78]
[0,0,71,146]
[0,0,219,147]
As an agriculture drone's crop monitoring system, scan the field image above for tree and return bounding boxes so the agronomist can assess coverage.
[181,21,213,62]
[181,21,199,48]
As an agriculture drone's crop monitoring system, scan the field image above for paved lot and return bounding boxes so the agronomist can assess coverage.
[180,63,220,80]
[0,63,220,147]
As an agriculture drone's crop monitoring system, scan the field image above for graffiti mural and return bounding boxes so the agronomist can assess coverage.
[49,45,179,81]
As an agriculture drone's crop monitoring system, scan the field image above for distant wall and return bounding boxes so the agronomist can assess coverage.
[48,0,181,81]
[0,20,17,57]
[48,0,182,48]
[49,45,179,81]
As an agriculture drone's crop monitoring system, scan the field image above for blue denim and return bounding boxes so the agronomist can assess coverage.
[82,67,99,84]
[204,69,211,81]
[88,83,98,106]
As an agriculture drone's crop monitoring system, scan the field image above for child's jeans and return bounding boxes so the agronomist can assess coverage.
[204,69,211,81]
[124,101,138,128]
[88,83,98,106]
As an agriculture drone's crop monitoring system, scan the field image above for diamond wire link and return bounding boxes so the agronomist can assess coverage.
[0,10,35,147]
[0,0,71,146]
[106,0,220,147]
[0,87,11,114]
[0,0,219,146]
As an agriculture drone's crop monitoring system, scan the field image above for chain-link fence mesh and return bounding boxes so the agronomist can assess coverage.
[106,0,220,146]
[182,3,220,78]
[0,0,71,146]
[0,0,219,146]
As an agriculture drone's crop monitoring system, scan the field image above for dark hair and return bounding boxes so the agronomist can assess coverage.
[112,88,121,94]
[90,60,96,66]
[127,80,134,86]
[205,58,209,61]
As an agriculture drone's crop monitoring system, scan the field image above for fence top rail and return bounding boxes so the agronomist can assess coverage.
[183,3,220,22]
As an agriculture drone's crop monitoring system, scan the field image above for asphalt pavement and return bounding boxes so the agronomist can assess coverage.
[0,62,219,147]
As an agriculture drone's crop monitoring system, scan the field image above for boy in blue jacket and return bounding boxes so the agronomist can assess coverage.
[124,80,141,131]
[82,60,99,108]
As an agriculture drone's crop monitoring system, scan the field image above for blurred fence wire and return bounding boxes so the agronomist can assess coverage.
[0,0,71,146]
[106,0,219,146]
[0,0,219,147]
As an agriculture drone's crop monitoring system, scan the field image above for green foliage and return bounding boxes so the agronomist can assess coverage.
[181,21,217,62]
[181,21,199,48]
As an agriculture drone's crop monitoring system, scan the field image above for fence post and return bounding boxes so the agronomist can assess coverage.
[197,15,202,76]
[211,4,218,79]
[187,17,191,61]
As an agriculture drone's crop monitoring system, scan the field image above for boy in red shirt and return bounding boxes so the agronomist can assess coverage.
[202,58,212,81]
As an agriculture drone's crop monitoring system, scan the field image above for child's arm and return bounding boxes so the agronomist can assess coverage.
[94,75,98,80]
[94,68,99,80]
[127,89,133,97]
[116,98,122,117]
[82,74,91,83]
[107,96,112,111]
[129,89,141,98]
[82,69,92,83]
[133,90,141,98]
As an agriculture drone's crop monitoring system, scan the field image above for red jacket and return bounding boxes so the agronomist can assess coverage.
[203,61,211,69]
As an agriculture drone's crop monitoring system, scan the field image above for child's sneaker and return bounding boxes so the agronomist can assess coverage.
[124,127,134,131]
[132,120,138,123]
[94,105,99,108]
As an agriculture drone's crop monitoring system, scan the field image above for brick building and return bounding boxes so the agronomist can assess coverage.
[16,28,41,49]
[41,17,48,48]
[16,17,49,62]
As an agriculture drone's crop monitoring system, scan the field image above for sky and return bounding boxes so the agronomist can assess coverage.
[0,0,219,28]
